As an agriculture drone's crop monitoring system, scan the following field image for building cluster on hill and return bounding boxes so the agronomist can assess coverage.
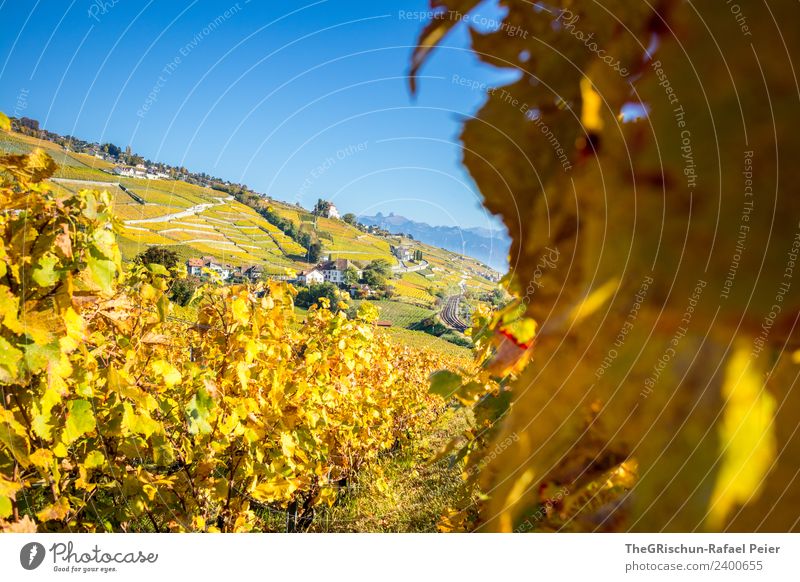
[9,115,247,192]
[186,257,263,282]
[296,259,376,298]
[113,164,171,181]
[184,256,377,298]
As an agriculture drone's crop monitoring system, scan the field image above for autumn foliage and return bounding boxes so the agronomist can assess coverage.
[0,143,446,532]
[414,0,800,532]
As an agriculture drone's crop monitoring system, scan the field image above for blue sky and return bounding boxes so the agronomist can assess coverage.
[0,0,517,232]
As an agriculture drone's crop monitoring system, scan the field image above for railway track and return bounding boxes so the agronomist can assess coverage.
[440,294,469,332]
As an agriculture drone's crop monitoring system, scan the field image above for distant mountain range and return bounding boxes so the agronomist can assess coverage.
[358,212,509,272]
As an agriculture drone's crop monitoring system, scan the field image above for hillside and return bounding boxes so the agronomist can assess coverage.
[359,212,510,272]
[0,128,500,312]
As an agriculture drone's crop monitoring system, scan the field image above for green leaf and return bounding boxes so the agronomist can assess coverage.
[0,417,30,467]
[156,293,169,322]
[82,192,97,220]
[87,248,116,294]
[22,341,59,375]
[62,399,96,445]
[186,386,214,435]
[31,252,60,287]
[122,403,160,439]
[0,337,23,382]
[429,370,463,399]
[83,450,105,469]
[146,263,170,276]
[474,389,512,426]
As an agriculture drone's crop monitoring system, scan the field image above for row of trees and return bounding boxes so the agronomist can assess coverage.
[256,206,323,263]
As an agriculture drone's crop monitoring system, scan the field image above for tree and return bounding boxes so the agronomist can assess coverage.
[135,246,179,270]
[480,287,507,308]
[170,276,200,306]
[362,259,392,289]
[367,258,392,277]
[295,282,340,309]
[306,241,323,263]
[362,269,385,288]
[101,142,122,158]
[18,117,39,131]
[343,267,360,286]
[313,198,331,216]
[342,213,357,226]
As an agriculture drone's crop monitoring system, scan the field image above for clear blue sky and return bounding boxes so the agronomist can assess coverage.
[0,0,516,232]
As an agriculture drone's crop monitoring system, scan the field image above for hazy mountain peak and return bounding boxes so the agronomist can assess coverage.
[358,213,509,271]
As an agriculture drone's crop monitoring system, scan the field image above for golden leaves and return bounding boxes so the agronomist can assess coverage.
[579,77,604,133]
[707,340,776,529]
[411,0,800,533]
[151,359,182,388]
[36,497,70,522]
[0,475,22,518]
[0,148,452,533]
[231,296,250,325]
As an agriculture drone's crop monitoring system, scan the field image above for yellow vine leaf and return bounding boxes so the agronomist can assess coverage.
[0,475,22,519]
[36,497,70,522]
[580,77,604,133]
[564,278,619,328]
[231,296,250,325]
[59,307,85,353]
[707,339,776,530]
[0,148,451,531]
[151,360,182,388]
[500,468,536,533]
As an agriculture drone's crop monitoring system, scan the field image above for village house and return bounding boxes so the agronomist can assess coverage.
[186,257,204,276]
[325,203,341,219]
[297,268,325,285]
[186,257,233,280]
[319,258,360,284]
[113,166,138,178]
[206,259,232,280]
[239,264,264,281]
[114,165,171,180]
[391,244,413,262]
[348,284,373,299]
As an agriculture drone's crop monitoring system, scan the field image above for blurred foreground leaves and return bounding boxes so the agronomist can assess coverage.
[416,0,800,531]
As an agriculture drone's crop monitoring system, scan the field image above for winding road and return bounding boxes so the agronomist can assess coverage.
[124,195,233,225]
[391,259,429,273]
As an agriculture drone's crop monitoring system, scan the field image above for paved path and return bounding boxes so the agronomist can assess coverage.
[51,178,120,187]
[391,259,429,273]
[123,196,232,225]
